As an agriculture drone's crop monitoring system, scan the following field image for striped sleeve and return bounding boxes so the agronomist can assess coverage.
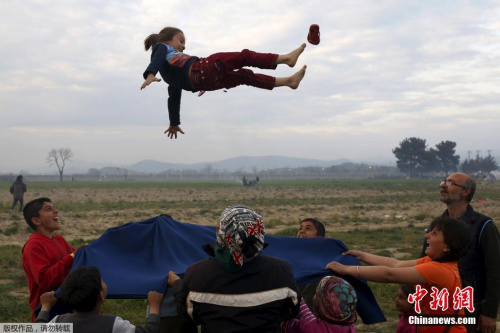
[281,298,316,332]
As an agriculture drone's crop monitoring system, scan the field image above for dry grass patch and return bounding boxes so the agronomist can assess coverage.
[0,179,499,330]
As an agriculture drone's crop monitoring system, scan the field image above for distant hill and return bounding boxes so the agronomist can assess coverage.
[127,159,192,173]
[5,156,371,176]
[128,156,350,173]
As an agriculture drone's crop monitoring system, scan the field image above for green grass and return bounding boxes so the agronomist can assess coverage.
[0,224,427,328]
[0,179,498,331]
[0,180,241,191]
[0,179,445,211]
[1,223,19,236]
[0,245,30,322]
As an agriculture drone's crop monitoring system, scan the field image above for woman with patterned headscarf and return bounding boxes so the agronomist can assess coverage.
[282,276,357,333]
[168,204,301,333]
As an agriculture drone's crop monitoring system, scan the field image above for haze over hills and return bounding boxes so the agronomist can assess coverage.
[5,156,360,175]
[127,156,351,173]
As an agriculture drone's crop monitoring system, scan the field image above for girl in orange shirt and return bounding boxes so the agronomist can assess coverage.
[326,217,472,333]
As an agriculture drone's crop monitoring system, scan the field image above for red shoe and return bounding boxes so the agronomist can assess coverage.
[307,24,320,45]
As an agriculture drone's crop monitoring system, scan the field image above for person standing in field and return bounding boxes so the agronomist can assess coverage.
[420,173,500,333]
[10,175,27,212]
[22,197,87,321]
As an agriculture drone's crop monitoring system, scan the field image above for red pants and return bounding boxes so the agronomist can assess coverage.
[190,49,278,91]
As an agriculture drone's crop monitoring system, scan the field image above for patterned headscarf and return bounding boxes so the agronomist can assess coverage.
[216,205,265,266]
[313,276,357,324]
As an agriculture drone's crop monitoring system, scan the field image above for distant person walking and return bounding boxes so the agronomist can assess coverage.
[10,175,27,212]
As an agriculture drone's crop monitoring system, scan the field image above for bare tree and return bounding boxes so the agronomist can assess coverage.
[47,148,73,182]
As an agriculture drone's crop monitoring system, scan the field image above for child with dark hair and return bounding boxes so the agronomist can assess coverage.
[298,218,326,238]
[326,217,472,333]
[395,285,417,333]
[282,275,357,332]
[141,26,307,139]
[35,266,163,333]
[297,218,326,315]
[22,197,87,321]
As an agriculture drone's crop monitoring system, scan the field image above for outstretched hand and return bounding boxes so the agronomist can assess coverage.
[478,314,496,333]
[141,73,161,90]
[326,261,349,275]
[40,291,58,312]
[343,250,364,259]
[167,271,180,287]
[147,291,164,315]
[74,243,88,254]
[164,126,185,139]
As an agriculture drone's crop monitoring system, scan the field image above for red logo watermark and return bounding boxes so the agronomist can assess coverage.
[408,286,474,314]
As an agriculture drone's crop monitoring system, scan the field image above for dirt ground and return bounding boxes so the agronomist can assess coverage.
[2,181,499,330]
[2,182,499,246]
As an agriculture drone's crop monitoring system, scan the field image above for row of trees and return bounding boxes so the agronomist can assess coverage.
[460,155,498,176]
[45,143,497,182]
[393,138,498,178]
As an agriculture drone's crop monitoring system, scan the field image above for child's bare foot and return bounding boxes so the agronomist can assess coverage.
[274,65,307,89]
[288,65,307,89]
[277,43,306,67]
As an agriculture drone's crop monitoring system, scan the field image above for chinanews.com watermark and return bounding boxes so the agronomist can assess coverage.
[409,315,476,325]
[407,285,476,326]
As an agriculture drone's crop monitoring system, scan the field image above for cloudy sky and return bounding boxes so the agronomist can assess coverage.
[1,0,499,173]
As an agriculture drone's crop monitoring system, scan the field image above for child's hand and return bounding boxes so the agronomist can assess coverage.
[326,261,348,275]
[141,73,161,90]
[40,291,58,312]
[74,243,88,254]
[147,291,164,315]
[164,126,185,139]
[343,250,364,260]
[167,271,180,287]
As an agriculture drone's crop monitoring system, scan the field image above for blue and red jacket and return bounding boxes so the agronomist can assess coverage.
[143,43,199,126]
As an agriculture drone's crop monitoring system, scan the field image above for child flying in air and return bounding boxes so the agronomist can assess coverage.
[141,26,307,139]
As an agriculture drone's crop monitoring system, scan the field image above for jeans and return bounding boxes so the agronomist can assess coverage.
[11,198,24,212]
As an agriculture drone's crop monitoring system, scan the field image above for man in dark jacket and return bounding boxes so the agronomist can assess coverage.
[421,173,499,333]
[168,204,300,333]
[10,175,27,212]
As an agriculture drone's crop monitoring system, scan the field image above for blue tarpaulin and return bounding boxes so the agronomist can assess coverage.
[70,215,386,324]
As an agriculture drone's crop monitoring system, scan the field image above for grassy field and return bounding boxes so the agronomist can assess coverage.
[1,179,499,332]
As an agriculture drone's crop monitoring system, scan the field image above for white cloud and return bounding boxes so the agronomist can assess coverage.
[1,0,500,172]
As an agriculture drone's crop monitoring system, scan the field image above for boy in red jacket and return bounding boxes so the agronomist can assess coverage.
[22,197,86,321]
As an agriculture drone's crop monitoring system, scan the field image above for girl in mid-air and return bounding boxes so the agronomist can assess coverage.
[141,27,307,139]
